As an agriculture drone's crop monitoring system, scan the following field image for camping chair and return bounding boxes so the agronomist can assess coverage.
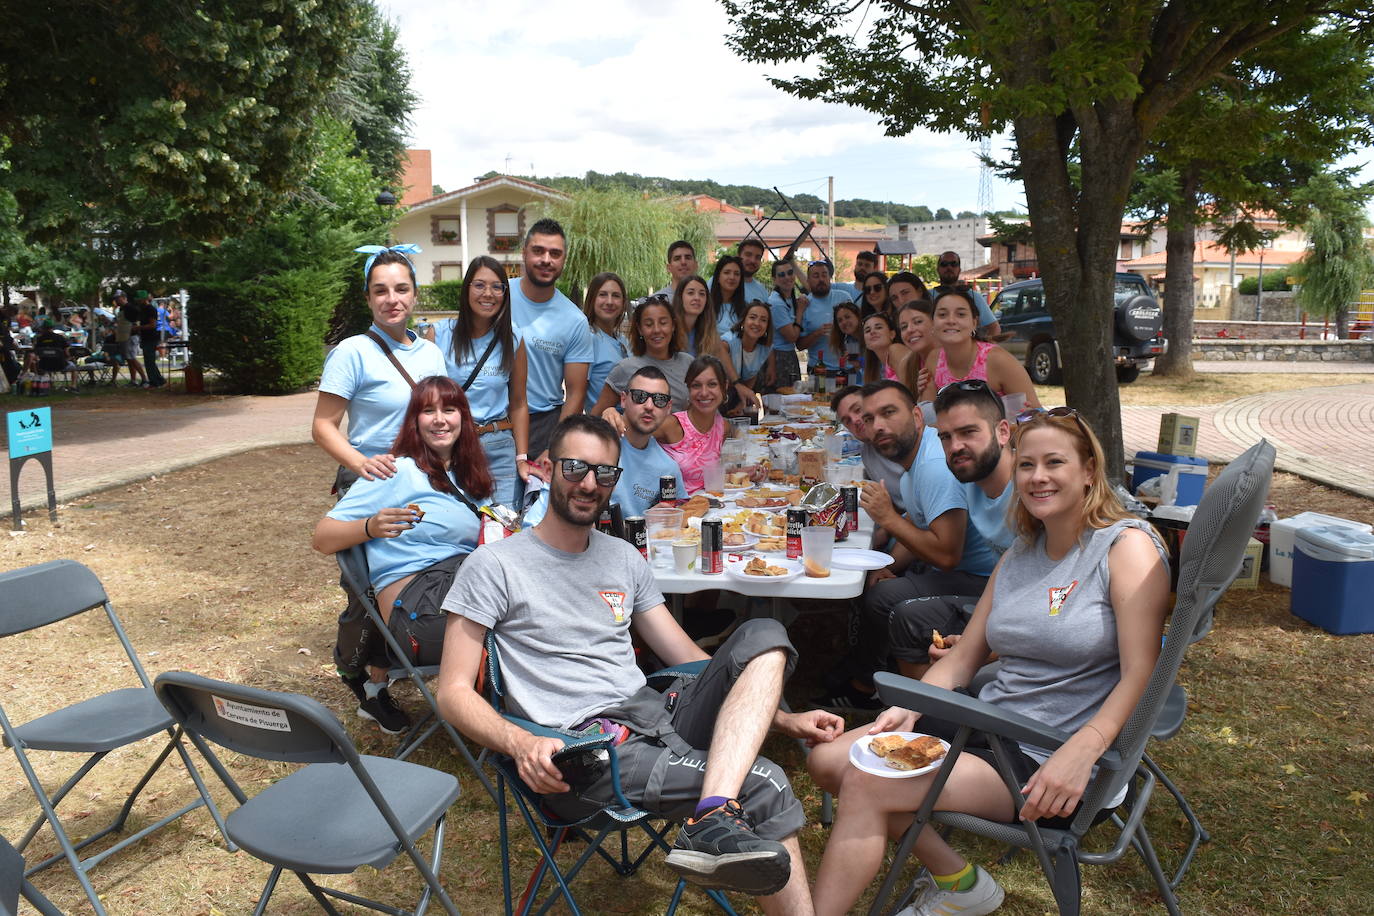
[484,634,736,916]
[1,834,63,916]
[336,545,497,801]
[154,670,462,916]
[0,560,229,916]
[865,438,1275,916]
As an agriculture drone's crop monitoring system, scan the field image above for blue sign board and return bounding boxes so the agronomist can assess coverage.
[7,407,53,458]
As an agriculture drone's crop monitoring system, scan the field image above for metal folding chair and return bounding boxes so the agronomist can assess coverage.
[1,834,63,916]
[866,439,1275,916]
[335,545,497,800]
[154,670,462,916]
[484,634,736,916]
[0,560,229,915]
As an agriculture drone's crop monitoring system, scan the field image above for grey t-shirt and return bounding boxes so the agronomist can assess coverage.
[442,528,664,729]
[861,441,908,514]
[604,352,695,412]
[979,518,1167,746]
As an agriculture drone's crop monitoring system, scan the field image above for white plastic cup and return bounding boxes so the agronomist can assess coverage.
[1001,392,1027,421]
[672,540,697,574]
[645,506,684,569]
[801,525,835,578]
[703,462,726,494]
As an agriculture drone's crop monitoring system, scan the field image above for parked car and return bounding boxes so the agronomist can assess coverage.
[990,274,1167,384]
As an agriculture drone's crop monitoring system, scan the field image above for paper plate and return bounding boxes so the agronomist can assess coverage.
[724,555,803,583]
[723,533,761,553]
[849,733,950,779]
[830,548,894,571]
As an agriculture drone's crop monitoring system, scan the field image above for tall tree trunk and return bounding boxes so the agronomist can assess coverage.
[1336,304,1349,338]
[1014,106,1144,483]
[1153,169,1199,378]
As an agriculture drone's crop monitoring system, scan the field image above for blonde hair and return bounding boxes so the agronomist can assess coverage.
[1009,411,1135,543]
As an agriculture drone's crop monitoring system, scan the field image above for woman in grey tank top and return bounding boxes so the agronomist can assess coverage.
[808,408,1171,916]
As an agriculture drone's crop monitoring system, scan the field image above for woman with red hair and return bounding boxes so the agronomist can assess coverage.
[313,376,494,733]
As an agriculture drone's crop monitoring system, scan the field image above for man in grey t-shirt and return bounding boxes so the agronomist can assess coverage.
[438,415,840,910]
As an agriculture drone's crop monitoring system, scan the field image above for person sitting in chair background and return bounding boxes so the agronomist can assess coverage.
[436,414,842,915]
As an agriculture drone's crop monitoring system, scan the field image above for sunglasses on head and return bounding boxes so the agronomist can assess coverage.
[556,458,623,487]
[627,388,671,408]
[938,379,994,397]
[1014,406,1088,438]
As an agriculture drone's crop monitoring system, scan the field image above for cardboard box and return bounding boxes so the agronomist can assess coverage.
[1157,413,1201,457]
[1230,537,1263,590]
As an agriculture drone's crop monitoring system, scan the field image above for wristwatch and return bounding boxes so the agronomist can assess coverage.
[515,453,528,461]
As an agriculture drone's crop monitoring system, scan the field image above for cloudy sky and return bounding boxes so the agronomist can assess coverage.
[382,0,1023,213]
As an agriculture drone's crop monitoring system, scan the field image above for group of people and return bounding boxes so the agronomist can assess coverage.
[305,224,1172,915]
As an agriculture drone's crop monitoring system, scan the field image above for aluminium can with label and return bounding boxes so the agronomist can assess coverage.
[658,475,679,505]
[700,519,724,574]
[841,485,859,534]
[786,508,808,559]
[623,516,648,560]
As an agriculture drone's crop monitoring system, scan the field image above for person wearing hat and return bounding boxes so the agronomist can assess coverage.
[114,290,149,387]
[134,290,166,388]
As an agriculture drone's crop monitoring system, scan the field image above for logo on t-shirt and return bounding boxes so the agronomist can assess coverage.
[599,591,627,623]
[1047,581,1079,616]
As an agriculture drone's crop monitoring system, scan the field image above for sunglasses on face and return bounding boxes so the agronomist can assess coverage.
[938,260,959,268]
[775,269,794,278]
[864,283,886,294]
[556,458,623,487]
[627,388,671,408]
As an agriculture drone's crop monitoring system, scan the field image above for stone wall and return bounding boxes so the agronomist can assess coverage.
[1233,291,1300,322]
[1193,320,1338,340]
[1189,339,1374,362]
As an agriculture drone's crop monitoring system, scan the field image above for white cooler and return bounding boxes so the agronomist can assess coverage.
[1269,512,1372,587]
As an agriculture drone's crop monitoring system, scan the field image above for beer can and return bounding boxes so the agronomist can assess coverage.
[658,475,678,504]
[786,508,808,559]
[596,506,614,535]
[623,516,648,560]
[841,485,859,533]
[700,519,724,574]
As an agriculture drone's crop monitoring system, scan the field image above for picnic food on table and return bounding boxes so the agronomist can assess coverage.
[678,494,710,519]
[743,556,789,577]
[870,734,947,771]
[931,629,947,649]
[406,503,425,521]
[723,531,748,547]
[726,471,753,488]
[755,536,786,552]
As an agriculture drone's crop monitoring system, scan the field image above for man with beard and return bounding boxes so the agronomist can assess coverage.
[510,218,593,459]
[830,384,905,541]
[611,366,685,517]
[813,380,997,712]
[436,415,841,911]
[887,379,1015,678]
[795,260,849,379]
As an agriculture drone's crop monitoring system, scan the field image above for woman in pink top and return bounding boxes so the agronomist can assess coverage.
[656,354,727,494]
[861,311,912,384]
[920,288,1040,408]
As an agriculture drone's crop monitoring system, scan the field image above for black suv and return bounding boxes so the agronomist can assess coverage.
[990,273,1167,384]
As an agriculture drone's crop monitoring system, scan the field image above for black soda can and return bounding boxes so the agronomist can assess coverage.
[658,475,678,504]
[623,516,648,560]
[786,508,808,559]
[608,501,625,538]
[841,485,859,533]
[700,519,724,574]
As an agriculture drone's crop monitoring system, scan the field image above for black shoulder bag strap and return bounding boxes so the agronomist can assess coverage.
[460,334,501,391]
[365,330,417,389]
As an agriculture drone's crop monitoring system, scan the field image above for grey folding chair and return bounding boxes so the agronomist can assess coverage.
[2,834,63,916]
[0,559,229,916]
[335,545,497,800]
[866,439,1275,916]
[154,670,462,916]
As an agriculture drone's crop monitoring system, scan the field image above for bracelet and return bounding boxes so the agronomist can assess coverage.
[515,453,528,461]
[363,517,373,539]
[1083,722,1109,749]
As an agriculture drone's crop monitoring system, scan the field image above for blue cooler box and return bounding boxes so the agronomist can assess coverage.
[1130,451,1208,506]
[1291,525,1374,634]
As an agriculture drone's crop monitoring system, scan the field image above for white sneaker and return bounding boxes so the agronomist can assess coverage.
[895,866,1005,916]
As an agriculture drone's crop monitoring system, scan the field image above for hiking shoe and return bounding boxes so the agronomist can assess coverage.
[357,686,410,735]
[811,681,884,714]
[896,866,1005,916]
[665,799,790,896]
[340,671,370,703]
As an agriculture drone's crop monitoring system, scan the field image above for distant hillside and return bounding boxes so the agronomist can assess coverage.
[475,170,991,226]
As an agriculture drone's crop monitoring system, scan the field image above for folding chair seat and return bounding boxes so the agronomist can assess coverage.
[0,560,229,916]
[335,545,497,801]
[154,670,461,916]
[483,635,736,916]
[865,439,1275,916]
[2,834,63,916]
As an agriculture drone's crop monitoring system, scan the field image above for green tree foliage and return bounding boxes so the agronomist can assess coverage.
[539,189,720,300]
[326,5,417,186]
[1235,273,1290,295]
[1292,176,1374,337]
[721,0,1370,476]
[419,279,465,311]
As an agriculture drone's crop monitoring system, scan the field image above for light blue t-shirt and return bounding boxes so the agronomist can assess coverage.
[587,327,630,411]
[326,458,486,590]
[965,476,1016,556]
[768,290,800,352]
[728,338,771,382]
[710,277,770,339]
[898,426,997,577]
[800,288,855,368]
[431,320,514,424]
[318,326,447,458]
[510,281,594,413]
[934,285,998,328]
[613,437,685,518]
[832,280,862,302]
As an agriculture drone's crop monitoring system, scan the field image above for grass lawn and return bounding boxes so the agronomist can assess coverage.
[0,418,1371,912]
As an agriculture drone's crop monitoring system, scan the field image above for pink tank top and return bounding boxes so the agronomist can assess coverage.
[934,341,1000,392]
[661,410,725,494]
[882,362,899,381]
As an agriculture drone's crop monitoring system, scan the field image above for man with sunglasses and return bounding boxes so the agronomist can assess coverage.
[933,250,1001,337]
[887,379,1016,678]
[611,367,686,517]
[438,415,841,910]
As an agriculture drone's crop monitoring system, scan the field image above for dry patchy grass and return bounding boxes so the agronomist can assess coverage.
[1038,371,1374,407]
[0,447,1371,914]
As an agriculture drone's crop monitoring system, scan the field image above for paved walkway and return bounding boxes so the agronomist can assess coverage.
[4,375,1373,518]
